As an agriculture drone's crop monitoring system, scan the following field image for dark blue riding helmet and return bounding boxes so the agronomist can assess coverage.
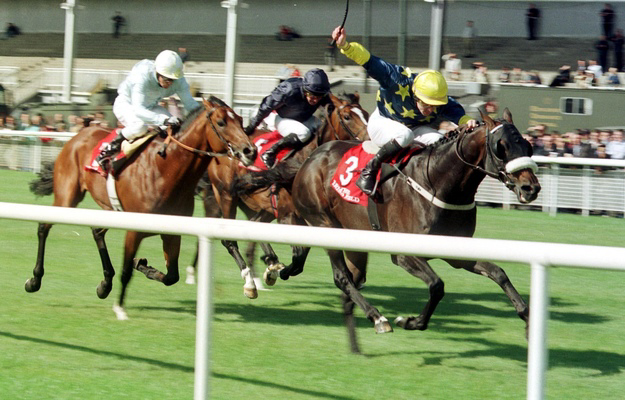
[302,68,330,96]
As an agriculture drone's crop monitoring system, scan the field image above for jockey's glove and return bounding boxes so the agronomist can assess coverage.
[167,116,181,126]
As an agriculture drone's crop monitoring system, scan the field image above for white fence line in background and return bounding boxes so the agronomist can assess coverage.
[1,202,624,399]
[1,131,625,216]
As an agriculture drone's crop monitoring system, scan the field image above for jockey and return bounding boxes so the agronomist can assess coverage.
[244,68,332,168]
[331,27,478,196]
[96,49,200,168]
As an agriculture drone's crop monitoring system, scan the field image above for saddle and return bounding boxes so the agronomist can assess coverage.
[85,129,158,177]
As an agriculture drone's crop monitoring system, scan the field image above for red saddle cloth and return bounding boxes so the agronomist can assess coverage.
[330,143,423,206]
[247,131,293,171]
[85,130,127,177]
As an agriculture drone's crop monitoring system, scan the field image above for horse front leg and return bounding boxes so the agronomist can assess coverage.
[278,246,310,282]
[92,228,115,299]
[114,231,147,320]
[160,234,181,286]
[340,251,368,354]
[327,249,392,339]
[25,223,52,293]
[453,260,530,333]
[222,240,257,299]
[393,255,445,331]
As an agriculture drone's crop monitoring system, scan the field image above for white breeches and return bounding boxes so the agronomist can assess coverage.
[274,115,320,142]
[113,97,171,141]
[367,108,443,147]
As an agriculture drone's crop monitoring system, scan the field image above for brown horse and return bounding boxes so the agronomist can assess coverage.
[28,97,256,319]
[204,93,369,299]
[236,108,541,353]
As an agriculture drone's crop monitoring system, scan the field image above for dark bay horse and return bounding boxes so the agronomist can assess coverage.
[205,93,369,299]
[238,108,540,353]
[28,97,256,319]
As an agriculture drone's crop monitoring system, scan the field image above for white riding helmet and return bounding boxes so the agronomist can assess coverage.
[154,50,183,80]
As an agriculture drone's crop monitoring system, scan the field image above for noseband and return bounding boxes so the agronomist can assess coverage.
[455,123,537,189]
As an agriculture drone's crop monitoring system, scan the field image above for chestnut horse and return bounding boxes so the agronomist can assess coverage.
[28,97,256,319]
[205,93,369,299]
[237,108,541,353]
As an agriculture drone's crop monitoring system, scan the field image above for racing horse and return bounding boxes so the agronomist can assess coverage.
[237,108,540,352]
[28,97,256,319]
[205,93,369,299]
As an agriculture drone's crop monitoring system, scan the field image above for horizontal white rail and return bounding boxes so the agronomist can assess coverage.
[0,201,624,399]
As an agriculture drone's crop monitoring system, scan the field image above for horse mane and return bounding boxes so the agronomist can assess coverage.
[179,96,230,132]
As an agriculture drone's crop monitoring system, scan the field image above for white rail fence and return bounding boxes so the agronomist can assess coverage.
[1,202,624,399]
[2,131,624,216]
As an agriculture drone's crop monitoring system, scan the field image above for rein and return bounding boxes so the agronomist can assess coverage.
[161,107,236,158]
[323,103,366,141]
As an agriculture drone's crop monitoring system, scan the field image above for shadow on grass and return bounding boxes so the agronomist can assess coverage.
[0,330,356,399]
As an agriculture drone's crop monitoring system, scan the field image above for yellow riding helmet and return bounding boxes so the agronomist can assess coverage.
[412,70,448,106]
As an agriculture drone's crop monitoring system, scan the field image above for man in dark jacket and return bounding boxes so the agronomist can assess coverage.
[244,68,332,168]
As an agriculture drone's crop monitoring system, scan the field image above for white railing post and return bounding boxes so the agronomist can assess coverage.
[194,235,214,400]
[527,261,549,400]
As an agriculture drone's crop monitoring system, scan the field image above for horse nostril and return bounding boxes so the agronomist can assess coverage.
[243,146,255,158]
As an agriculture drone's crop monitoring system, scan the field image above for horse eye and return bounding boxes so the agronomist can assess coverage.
[217,119,226,127]
[343,114,351,120]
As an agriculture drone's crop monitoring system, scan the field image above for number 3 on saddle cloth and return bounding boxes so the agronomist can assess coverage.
[331,142,423,206]
[85,129,155,178]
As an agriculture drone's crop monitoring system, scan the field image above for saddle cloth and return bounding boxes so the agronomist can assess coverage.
[85,129,154,177]
[330,141,423,206]
[243,131,293,171]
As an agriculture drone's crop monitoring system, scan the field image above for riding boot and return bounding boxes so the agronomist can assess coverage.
[261,133,304,168]
[356,139,403,196]
[96,130,125,170]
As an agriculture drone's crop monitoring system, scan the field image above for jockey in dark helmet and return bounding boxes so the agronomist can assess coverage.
[244,68,332,168]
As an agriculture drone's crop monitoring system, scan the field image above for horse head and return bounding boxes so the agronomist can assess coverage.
[201,97,257,166]
[479,108,541,203]
[321,93,369,142]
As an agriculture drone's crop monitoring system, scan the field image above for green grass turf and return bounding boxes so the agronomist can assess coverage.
[0,169,623,399]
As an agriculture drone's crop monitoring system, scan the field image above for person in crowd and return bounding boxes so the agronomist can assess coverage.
[471,62,489,83]
[587,59,603,79]
[442,53,462,81]
[510,67,525,83]
[610,29,624,71]
[111,11,125,38]
[95,49,199,169]
[330,25,477,196]
[600,3,616,39]
[553,134,572,157]
[596,35,610,72]
[498,66,511,83]
[243,68,332,168]
[606,129,625,159]
[527,70,542,85]
[325,38,337,72]
[526,3,540,40]
[550,65,571,87]
[462,20,476,58]
[178,47,189,64]
[5,23,21,39]
[4,115,17,130]
[606,67,621,85]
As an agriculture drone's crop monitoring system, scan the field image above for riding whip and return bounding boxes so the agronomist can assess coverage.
[330,0,350,47]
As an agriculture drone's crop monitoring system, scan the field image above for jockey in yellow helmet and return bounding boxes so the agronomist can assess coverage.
[331,26,478,196]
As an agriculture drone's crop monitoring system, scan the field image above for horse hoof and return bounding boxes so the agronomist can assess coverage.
[263,268,278,286]
[253,277,269,291]
[185,266,195,285]
[394,316,427,331]
[113,304,129,321]
[244,287,258,299]
[24,278,41,293]
[96,281,112,299]
[374,317,393,334]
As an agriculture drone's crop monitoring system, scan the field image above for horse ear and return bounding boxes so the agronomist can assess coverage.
[352,91,360,104]
[479,107,495,128]
[202,97,211,108]
[502,107,513,124]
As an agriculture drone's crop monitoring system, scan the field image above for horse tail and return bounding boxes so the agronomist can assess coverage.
[29,161,55,197]
[231,157,301,198]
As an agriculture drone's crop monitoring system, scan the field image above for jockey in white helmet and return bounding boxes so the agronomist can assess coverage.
[96,49,200,168]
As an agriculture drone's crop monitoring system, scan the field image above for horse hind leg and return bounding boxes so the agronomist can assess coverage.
[114,231,150,320]
[25,223,52,293]
[91,228,116,299]
[393,255,445,331]
[222,240,257,299]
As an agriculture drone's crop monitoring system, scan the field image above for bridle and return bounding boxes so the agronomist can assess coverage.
[160,106,238,158]
[323,103,367,141]
[454,122,537,189]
